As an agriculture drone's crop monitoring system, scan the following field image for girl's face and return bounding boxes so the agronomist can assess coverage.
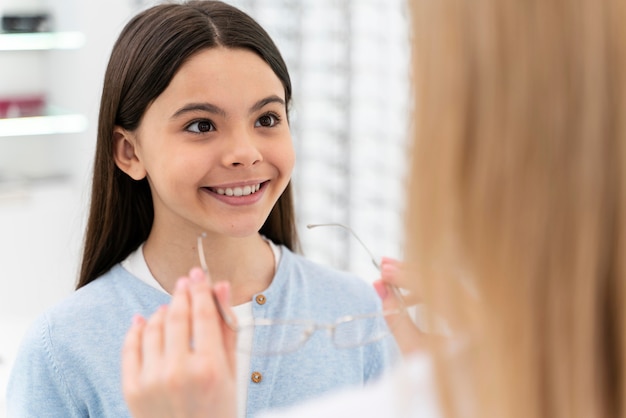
[117,47,294,239]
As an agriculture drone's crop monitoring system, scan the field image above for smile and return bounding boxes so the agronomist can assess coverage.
[211,183,262,197]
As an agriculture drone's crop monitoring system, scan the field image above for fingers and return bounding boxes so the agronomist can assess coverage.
[164,278,192,360]
[380,257,421,305]
[122,268,236,387]
[375,258,407,310]
[142,305,166,371]
[213,281,237,372]
[135,268,234,359]
[380,257,402,286]
[188,267,225,355]
[373,279,402,311]
[122,314,145,398]
[121,271,237,418]
[388,308,424,355]
[373,278,423,355]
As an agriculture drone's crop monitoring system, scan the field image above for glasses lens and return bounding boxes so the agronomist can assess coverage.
[333,313,390,348]
[247,321,315,356]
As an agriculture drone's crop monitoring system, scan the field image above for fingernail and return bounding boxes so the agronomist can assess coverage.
[132,314,144,326]
[215,281,231,303]
[382,263,398,275]
[373,280,389,299]
[190,267,204,283]
[176,277,189,291]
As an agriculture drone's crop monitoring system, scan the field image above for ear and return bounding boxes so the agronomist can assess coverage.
[113,127,147,180]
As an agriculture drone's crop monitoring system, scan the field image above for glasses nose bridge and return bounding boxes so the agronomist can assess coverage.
[317,323,336,340]
[301,323,334,342]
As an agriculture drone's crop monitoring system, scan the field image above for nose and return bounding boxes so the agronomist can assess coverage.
[221,129,263,167]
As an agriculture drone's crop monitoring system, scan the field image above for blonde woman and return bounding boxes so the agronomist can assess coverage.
[121,0,626,417]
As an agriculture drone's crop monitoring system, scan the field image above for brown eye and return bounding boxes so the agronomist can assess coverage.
[255,113,280,128]
[197,121,213,131]
[186,119,216,133]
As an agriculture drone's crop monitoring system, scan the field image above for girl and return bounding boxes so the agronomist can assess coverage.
[6,2,397,417]
[123,0,626,417]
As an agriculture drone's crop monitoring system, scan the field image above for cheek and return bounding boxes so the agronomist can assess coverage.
[275,141,296,177]
[145,149,206,192]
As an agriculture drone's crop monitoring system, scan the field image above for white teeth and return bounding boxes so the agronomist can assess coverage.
[214,183,262,196]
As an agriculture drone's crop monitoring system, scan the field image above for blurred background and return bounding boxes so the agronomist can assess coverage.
[0,0,410,411]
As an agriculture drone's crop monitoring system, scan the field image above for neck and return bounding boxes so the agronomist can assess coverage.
[142,232,275,305]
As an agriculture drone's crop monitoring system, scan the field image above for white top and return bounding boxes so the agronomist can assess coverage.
[121,239,282,418]
[258,353,439,418]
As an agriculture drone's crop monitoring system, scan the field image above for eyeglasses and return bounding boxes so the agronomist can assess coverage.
[196,226,408,356]
[307,223,407,307]
[306,223,382,270]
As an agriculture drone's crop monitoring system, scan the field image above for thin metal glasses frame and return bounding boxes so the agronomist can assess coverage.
[196,226,405,355]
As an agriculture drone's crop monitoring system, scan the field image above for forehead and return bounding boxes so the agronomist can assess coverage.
[162,47,284,104]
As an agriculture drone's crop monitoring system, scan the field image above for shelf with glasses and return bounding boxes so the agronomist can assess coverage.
[0,31,87,138]
[0,31,85,51]
[0,106,88,137]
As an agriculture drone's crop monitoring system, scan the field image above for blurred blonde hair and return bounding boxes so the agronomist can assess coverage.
[406,0,626,417]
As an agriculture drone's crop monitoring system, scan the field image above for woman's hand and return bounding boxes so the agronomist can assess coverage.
[122,267,237,418]
[373,257,423,355]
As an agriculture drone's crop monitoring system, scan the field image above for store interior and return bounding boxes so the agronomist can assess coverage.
[0,0,410,413]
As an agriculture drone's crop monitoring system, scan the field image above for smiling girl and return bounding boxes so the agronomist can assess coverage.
[6,2,397,417]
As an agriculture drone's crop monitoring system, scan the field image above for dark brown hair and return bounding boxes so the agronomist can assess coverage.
[77,0,299,289]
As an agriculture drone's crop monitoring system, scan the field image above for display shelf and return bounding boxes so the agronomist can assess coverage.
[0,108,87,137]
[0,31,85,51]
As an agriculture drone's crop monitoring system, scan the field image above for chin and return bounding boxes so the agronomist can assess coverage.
[222,221,267,238]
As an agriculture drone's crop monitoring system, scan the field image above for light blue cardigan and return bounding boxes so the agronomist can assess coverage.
[7,247,398,417]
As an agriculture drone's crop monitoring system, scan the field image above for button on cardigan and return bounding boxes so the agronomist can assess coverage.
[7,246,399,418]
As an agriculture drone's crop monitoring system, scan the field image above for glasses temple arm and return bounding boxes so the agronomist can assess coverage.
[306,223,381,270]
[197,233,238,331]
[306,223,406,308]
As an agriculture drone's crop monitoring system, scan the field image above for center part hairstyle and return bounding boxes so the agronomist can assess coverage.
[78,0,298,289]
[407,0,626,417]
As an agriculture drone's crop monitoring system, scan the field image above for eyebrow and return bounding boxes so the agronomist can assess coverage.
[170,95,285,119]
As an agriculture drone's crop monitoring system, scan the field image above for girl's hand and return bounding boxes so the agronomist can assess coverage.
[122,267,237,418]
[373,257,423,355]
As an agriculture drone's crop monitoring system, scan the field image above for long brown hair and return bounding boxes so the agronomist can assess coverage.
[78,1,299,289]
[408,0,626,417]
